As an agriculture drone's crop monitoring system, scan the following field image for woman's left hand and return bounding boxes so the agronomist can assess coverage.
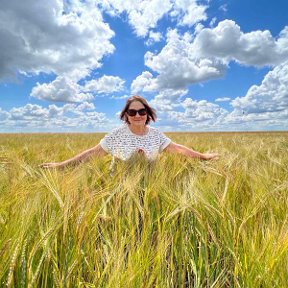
[202,152,220,160]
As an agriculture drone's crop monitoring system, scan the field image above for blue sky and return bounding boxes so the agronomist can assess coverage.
[0,0,287,132]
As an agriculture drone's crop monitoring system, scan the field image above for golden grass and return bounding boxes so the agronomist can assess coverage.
[0,132,288,287]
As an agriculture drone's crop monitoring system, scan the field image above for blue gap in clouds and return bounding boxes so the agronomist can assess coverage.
[219,0,288,35]
[0,73,56,111]
[99,13,148,85]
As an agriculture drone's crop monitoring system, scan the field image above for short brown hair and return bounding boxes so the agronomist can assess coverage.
[120,95,157,125]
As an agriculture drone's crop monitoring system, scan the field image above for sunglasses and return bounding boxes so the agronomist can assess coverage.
[127,108,147,116]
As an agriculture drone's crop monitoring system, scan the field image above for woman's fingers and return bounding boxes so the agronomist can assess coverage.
[203,152,220,160]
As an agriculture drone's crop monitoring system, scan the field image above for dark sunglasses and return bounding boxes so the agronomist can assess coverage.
[126,108,147,116]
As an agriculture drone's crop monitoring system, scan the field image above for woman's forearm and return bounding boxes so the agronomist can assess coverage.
[174,143,207,159]
[59,148,96,167]
[165,142,219,160]
[40,144,107,169]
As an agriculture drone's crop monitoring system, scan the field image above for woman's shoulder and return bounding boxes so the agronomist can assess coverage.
[148,126,162,135]
[109,124,129,135]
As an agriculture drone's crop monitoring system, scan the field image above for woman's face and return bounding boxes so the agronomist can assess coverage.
[126,101,148,126]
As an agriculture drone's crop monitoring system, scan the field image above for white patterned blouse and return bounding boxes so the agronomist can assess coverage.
[99,124,171,161]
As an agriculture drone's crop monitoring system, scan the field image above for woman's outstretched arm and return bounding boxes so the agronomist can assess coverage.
[164,142,219,160]
[40,144,107,169]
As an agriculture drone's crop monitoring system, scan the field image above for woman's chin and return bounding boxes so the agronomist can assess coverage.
[131,121,145,126]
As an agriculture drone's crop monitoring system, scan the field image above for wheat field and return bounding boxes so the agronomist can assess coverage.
[0,132,287,287]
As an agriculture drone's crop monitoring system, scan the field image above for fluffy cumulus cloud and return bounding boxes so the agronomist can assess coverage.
[132,28,227,93]
[171,0,207,27]
[180,98,228,122]
[0,102,111,132]
[231,61,288,116]
[99,0,172,37]
[194,20,288,67]
[30,74,126,102]
[150,89,187,111]
[0,0,115,81]
[84,75,125,94]
[100,0,207,37]
[0,108,9,121]
[131,71,158,94]
[145,31,163,46]
[30,76,94,102]
[151,97,227,131]
[131,20,288,100]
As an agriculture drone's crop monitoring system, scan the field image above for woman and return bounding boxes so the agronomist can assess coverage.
[40,95,218,169]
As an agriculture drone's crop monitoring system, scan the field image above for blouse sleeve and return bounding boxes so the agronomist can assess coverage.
[159,131,171,152]
[99,132,114,154]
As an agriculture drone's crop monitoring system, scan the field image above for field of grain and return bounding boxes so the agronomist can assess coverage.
[0,132,287,287]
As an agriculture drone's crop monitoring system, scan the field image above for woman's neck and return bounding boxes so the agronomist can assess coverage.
[128,124,147,135]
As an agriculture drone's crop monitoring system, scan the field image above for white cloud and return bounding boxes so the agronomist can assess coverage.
[0,0,115,80]
[101,0,172,37]
[9,104,49,120]
[30,74,125,102]
[84,75,125,94]
[0,108,9,121]
[127,0,172,37]
[215,97,231,102]
[150,89,187,111]
[231,62,288,114]
[172,0,207,27]
[219,4,228,13]
[145,31,163,46]
[168,60,288,130]
[194,20,288,66]
[209,17,217,27]
[101,0,208,37]
[194,23,205,34]
[136,28,226,92]
[0,102,110,132]
[181,98,228,122]
[165,62,288,131]
[152,90,287,131]
[150,98,177,111]
[74,102,96,112]
[131,71,158,94]
[30,76,93,102]
[132,20,288,96]
[161,97,228,130]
